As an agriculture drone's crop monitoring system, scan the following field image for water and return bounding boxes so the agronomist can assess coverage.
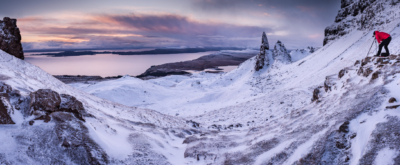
[24,52,219,77]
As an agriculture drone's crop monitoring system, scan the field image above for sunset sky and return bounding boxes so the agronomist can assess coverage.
[1,0,340,50]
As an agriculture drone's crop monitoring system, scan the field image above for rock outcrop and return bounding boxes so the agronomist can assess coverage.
[30,89,88,122]
[0,82,15,124]
[323,0,391,45]
[255,32,270,71]
[0,17,24,60]
[30,89,62,114]
[0,96,14,124]
[273,40,291,64]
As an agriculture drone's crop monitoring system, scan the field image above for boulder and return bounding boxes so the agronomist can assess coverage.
[339,121,350,133]
[0,82,12,94]
[371,71,380,80]
[29,89,88,122]
[324,75,337,92]
[338,69,346,78]
[312,88,320,102]
[361,57,371,66]
[389,97,397,103]
[354,60,360,66]
[0,94,15,124]
[0,83,14,124]
[0,17,24,60]
[30,89,61,114]
[60,94,86,121]
[363,67,373,77]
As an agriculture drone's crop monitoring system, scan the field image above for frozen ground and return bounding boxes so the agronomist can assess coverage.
[66,24,400,165]
[2,0,400,164]
[68,4,400,163]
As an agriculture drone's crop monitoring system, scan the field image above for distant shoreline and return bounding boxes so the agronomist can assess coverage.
[29,47,247,57]
[52,50,258,82]
[136,50,257,79]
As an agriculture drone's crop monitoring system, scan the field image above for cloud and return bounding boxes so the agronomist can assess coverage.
[19,13,272,50]
[97,13,268,37]
[2,0,340,50]
[191,0,340,48]
[263,13,271,16]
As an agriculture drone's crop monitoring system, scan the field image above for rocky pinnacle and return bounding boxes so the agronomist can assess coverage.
[0,17,24,60]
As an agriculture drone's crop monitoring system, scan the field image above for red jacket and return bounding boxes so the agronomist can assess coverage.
[375,31,390,44]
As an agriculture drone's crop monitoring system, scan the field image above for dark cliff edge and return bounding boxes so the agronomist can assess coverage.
[323,0,385,46]
[0,17,24,60]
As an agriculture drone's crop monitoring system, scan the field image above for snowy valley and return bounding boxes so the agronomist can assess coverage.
[2,0,400,164]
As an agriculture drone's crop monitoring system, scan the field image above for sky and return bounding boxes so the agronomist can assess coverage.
[0,0,341,50]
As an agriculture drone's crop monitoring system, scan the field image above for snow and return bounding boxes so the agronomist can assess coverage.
[0,49,189,164]
[66,17,400,163]
[254,139,294,165]
[283,127,329,165]
[374,148,398,165]
[61,13,400,163]
[2,0,400,164]
[272,40,291,64]
[289,47,315,62]
[70,56,258,117]
[349,111,391,165]
[86,118,134,159]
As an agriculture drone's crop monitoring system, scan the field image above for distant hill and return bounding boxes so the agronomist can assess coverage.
[31,47,246,57]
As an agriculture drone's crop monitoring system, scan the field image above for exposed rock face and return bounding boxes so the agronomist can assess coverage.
[273,40,291,64]
[323,0,384,45]
[59,94,87,121]
[389,97,397,103]
[0,17,24,60]
[30,89,62,114]
[338,69,346,78]
[312,88,320,102]
[255,32,270,71]
[0,81,109,164]
[0,82,14,124]
[0,94,14,124]
[30,89,88,122]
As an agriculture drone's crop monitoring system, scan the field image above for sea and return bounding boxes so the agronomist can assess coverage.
[24,51,238,77]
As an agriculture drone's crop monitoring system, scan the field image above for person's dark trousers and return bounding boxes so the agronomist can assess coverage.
[377,36,392,56]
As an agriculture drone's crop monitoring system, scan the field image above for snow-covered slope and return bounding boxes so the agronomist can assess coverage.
[2,0,400,164]
[289,46,317,62]
[67,0,400,164]
[0,50,202,164]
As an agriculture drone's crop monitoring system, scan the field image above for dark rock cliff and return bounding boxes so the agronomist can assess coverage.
[323,0,393,46]
[0,17,24,60]
[254,31,270,71]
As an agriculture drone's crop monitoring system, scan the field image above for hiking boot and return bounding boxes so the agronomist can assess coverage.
[381,53,389,57]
